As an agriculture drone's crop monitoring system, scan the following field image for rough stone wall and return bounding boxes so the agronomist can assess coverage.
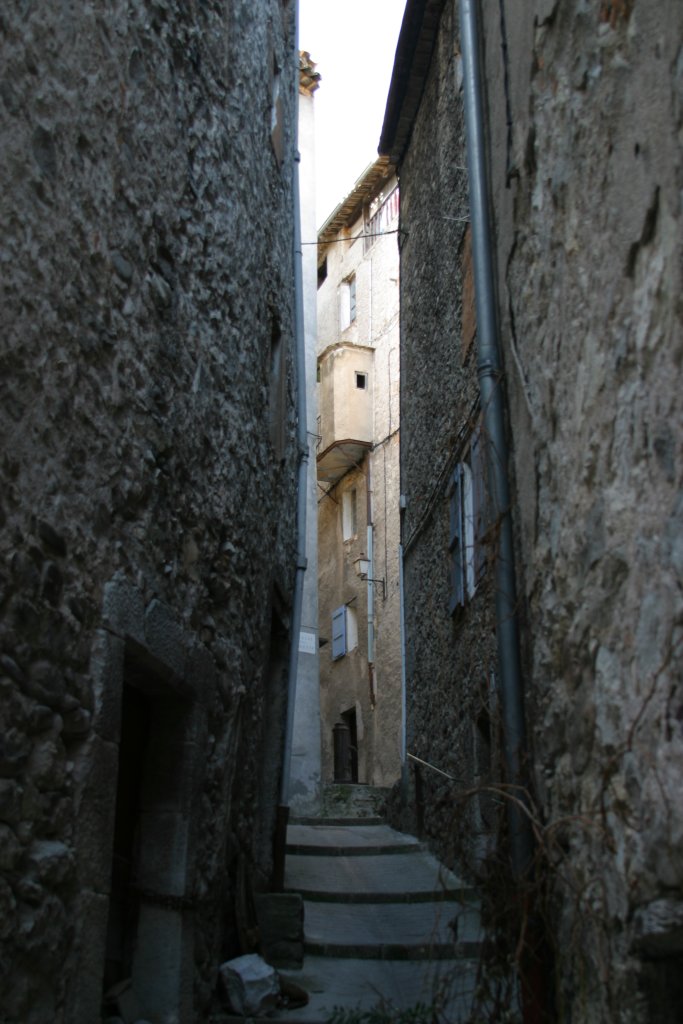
[479,1,683,1020]
[0,2,298,1021]
[391,0,500,874]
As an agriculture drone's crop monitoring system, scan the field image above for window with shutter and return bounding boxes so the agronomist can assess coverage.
[364,185,399,253]
[448,464,465,614]
[448,436,484,614]
[342,489,357,540]
[331,605,347,660]
[462,462,475,599]
[340,277,356,331]
[471,426,488,582]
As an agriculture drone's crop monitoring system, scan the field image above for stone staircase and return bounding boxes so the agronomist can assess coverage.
[273,798,483,1022]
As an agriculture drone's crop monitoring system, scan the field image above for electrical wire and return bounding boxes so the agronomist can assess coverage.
[301,229,402,246]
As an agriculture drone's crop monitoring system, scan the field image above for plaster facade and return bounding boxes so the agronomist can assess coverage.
[316,161,403,789]
[0,3,299,1021]
[288,52,322,817]
[382,0,683,1020]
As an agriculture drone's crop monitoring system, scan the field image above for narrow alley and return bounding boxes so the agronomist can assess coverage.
[0,0,681,1022]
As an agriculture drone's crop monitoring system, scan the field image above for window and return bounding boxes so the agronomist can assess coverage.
[448,425,488,614]
[448,463,470,614]
[471,426,488,582]
[270,62,284,166]
[340,276,357,331]
[331,604,358,659]
[364,185,400,253]
[317,258,327,288]
[355,372,367,390]
[332,606,346,659]
[342,488,357,540]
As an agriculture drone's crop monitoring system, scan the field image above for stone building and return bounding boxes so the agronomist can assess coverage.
[316,158,403,790]
[380,2,501,876]
[0,3,301,1022]
[381,0,683,1021]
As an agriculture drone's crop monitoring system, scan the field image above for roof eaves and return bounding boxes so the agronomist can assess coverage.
[378,0,448,164]
[317,156,396,257]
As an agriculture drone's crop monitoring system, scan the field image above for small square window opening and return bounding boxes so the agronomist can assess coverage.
[355,372,367,390]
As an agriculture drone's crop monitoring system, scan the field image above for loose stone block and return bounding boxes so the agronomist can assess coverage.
[219,953,280,1017]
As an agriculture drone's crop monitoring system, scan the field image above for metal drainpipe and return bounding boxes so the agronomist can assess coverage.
[458,0,533,878]
[367,523,375,662]
[274,0,308,890]
[399,539,408,799]
[366,455,376,709]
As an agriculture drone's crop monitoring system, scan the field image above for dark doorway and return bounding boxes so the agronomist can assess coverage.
[342,707,359,783]
[103,648,195,1019]
[104,683,151,990]
[257,607,290,872]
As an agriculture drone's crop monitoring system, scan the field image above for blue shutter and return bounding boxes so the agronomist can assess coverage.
[331,605,347,660]
[448,465,465,613]
[349,277,357,322]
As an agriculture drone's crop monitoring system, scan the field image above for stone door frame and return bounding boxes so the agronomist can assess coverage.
[67,573,214,1024]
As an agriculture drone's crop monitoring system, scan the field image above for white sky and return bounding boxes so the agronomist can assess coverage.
[299,0,406,227]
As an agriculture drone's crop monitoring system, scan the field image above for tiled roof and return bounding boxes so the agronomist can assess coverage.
[317,157,396,258]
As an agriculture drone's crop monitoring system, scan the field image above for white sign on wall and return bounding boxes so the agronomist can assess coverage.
[298,630,317,655]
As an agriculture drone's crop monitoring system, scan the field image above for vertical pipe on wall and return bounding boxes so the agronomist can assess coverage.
[366,430,375,671]
[368,256,373,346]
[458,0,532,879]
[366,457,376,714]
[367,523,375,666]
[399,541,408,795]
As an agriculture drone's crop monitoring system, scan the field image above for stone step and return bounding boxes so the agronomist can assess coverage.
[302,899,482,960]
[290,815,386,827]
[288,887,465,905]
[274,820,484,1021]
[285,850,468,902]
[303,938,482,961]
[287,822,424,857]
